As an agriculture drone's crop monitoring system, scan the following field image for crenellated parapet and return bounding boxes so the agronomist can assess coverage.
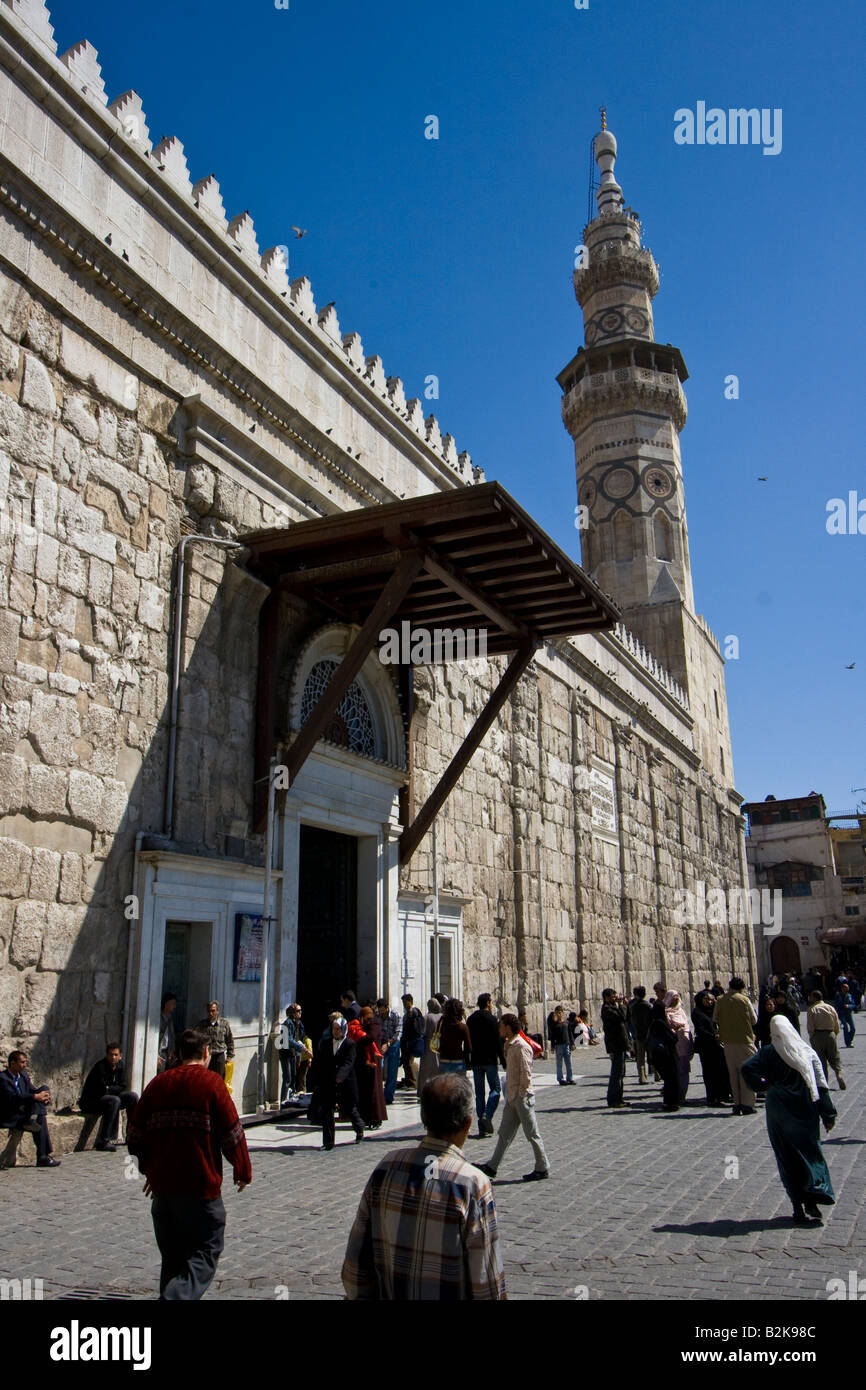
[0,0,482,487]
[611,622,690,710]
[694,613,721,654]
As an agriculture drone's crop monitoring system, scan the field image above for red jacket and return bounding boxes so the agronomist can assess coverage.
[128,1064,251,1199]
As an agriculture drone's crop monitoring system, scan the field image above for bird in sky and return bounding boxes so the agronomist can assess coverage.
[845,662,856,669]
[757,476,768,482]
[291,226,309,239]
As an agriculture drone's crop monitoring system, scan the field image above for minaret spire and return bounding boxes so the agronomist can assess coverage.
[593,112,623,217]
[558,121,735,786]
[558,120,696,678]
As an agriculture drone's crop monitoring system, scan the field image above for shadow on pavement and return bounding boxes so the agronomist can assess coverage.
[654,1217,793,1237]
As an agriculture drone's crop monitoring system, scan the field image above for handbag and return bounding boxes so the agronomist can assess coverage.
[429,1021,442,1054]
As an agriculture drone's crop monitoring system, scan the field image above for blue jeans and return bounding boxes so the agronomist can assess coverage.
[472,1064,502,1121]
[607,1050,626,1105]
[840,1014,856,1047]
[383,1042,400,1102]
[555,1044,573,1082]
[438,1061,466,1074]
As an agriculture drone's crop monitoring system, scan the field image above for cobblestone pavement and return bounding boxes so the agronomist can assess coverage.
[1,1040,863,1301]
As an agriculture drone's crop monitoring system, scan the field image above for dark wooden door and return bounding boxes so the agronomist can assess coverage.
[770,935,802,976]
[297,826,358,1039]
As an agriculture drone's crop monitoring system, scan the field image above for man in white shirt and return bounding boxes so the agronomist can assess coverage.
[477,1014,550,1182]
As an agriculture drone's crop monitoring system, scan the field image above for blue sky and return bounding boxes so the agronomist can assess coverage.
[54,0,866,814]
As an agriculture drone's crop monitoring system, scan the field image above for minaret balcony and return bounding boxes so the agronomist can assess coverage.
[560,364,687,435]
[574,242,659,304]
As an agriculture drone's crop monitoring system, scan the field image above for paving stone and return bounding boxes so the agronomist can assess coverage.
[0,1049,862,1300]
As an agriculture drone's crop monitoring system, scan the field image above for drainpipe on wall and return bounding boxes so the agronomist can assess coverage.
[257,756,277,1113]
[121,831,145,1058]
[537,835,550,1060]
[164,535,244,838]
[431,819,440,996]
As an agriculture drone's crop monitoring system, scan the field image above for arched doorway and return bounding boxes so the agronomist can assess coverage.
[280,624,408,1034]
[770,936,801,976]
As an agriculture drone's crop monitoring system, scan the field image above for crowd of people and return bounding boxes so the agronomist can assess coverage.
[0,963,858,1299]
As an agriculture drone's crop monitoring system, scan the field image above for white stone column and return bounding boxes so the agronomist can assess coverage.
[277,809,301,1006]
[383,826,402,1002]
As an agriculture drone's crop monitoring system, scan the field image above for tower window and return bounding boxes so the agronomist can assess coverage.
[654,512,672,561]
[714,690,720,719]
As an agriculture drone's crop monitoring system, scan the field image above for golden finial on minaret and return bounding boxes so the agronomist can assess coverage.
[600,105,607,131]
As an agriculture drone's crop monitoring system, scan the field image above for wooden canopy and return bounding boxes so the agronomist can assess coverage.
[243,481,620,862]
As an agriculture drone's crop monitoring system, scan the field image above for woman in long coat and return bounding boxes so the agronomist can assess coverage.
[741,1016,836,1227]
[647,1001,680,1111]
[664,991,694,1102]
[416,998,442,1092]
[352,1008,388,1128]
[691,991,731,1106]
[310,1017,364,1150]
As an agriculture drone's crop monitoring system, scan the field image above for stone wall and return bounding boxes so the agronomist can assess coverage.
[408,636,752,1035]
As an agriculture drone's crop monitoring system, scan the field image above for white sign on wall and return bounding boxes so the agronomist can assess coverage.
[590,765,618,836]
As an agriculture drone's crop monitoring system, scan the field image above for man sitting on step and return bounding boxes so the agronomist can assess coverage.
[0,1049,60,1167]
[79,1043,140,1151]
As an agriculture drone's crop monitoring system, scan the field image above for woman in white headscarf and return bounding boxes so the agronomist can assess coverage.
[741,1015,837,1227]
[664,991,694,1102]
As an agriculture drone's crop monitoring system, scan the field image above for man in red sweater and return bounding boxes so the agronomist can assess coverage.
[128,1027,252,1300]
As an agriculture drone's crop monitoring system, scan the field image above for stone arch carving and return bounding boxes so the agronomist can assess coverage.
[614,509,633,562]
[287,624,406,768]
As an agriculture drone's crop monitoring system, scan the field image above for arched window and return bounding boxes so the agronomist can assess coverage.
[654,512,672,561]
[300,659,376,757]
[614,511,633,562]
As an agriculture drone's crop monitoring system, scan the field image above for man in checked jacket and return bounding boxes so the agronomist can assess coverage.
[342,1073,505,1300]
[128,1028,252,1300]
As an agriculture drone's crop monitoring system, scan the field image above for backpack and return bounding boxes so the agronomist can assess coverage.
[406,1007,424,1039]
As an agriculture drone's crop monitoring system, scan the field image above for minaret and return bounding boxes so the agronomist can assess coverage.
[559,115,735,788]
[559,113,695,681]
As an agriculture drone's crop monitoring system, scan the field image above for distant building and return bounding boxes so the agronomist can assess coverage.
[744,794,866,981]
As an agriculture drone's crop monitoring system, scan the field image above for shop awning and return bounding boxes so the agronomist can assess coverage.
[819,925,866,946]
[242,482,620,861]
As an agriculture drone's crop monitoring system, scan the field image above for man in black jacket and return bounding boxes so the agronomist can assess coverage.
[627,986,653,1084]
[467,994,506,1136]
[0,1050,60,1167]
[601,990,631,1108]
[79,1043,139,1151]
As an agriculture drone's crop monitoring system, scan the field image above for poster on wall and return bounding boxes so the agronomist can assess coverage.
[233,912,263,982]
